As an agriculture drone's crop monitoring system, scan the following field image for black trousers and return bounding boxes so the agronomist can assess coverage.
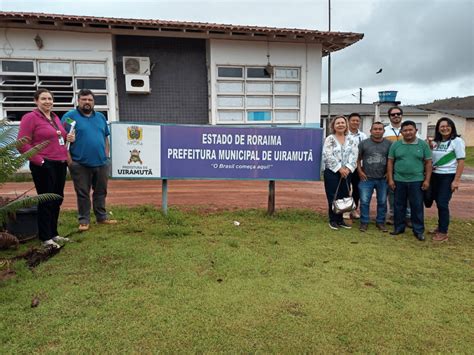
[30,160,67,241]
[324,169,351,224]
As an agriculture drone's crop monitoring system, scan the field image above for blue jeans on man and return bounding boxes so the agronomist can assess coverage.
[387,189,411,222]
[394,181,424,236]
[359,178,388,225]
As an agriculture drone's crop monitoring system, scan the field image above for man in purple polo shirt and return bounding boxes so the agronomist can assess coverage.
[62,89,117,231]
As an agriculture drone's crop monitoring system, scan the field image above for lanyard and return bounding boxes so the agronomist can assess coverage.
[391,127,401,140]
[37,109,61,135]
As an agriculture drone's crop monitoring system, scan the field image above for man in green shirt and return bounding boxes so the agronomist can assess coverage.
[387,120,432,241]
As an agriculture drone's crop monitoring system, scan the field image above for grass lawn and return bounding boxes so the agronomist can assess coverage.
[465,146,474,168]
[1,207,473,353]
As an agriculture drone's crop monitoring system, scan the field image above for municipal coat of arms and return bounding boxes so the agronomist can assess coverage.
[127,126,143,141]
[128,149,143,164]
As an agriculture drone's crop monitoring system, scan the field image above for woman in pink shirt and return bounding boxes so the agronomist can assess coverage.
[17,89,75,249]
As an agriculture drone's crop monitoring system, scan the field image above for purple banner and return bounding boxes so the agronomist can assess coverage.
[161,126,322,180]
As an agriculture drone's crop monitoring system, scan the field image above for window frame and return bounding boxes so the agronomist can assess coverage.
[0,59,36,75]
[216,65,301,125]
[0,58,109,122]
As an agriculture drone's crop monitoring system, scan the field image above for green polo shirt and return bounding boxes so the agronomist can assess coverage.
[388,138,432,182]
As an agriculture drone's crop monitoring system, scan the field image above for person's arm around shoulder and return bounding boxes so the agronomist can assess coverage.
[357,140,368,181]
[452,137,466,192]
[422,140,432,191]
[386,142,396,190]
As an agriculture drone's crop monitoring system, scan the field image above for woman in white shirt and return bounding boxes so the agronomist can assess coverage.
[430,117,465,242]
[322,115,359,230]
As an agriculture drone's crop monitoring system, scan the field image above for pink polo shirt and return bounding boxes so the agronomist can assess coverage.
[17,109,68,166]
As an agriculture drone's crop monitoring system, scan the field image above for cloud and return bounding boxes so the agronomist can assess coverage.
[2,0,472,104]
[323,0,474,101]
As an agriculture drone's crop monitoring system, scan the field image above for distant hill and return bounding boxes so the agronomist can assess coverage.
[418,96,474,110]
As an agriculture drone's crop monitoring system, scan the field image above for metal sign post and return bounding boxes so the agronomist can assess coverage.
[162,179,168,215]
[267,180,275,215]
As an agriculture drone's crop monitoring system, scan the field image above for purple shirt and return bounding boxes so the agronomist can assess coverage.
[17,109,68,166]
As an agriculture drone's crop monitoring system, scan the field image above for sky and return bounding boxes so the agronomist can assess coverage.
[1,0,473,105]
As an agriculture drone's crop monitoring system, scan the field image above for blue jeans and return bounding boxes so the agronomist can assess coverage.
[432,173,455,233]
[359,178,388,224]
[394,181,424,235]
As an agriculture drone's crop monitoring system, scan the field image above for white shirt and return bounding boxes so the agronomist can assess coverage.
[383,124,402,142]
[383,124,421,142]
[432,137,465,174]
[348,129,368,144]
[322,134,359,173]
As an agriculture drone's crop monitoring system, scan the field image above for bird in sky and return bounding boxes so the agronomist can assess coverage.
[376,68,383,74]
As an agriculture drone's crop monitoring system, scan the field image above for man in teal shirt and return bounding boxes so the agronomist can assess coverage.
[62,89,117,231]
[387,120,432,241]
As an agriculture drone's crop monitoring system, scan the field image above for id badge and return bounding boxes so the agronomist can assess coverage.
[58,136,65,146]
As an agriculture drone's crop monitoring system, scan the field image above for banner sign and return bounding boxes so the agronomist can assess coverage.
[111,123,323,181]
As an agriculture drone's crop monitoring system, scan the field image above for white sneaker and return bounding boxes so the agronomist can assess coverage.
[52,236,70,242]
[43,239,61,249]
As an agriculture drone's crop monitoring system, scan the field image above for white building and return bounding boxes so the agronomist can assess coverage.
[0,12,363,127]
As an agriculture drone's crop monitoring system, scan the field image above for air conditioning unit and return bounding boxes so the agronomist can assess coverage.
[123,56,151,75]
[125,74,151,94]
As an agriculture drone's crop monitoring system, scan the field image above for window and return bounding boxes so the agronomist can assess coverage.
[76,78,107,91]
[1,60,35,73]
[74,62,107,76]
[0,59,109,121]
[218,67,243,78]
[216,65,301,124]
[38,61,72,75]
[247,67,271,78]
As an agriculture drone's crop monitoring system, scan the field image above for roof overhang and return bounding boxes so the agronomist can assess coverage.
[0,11,363,55]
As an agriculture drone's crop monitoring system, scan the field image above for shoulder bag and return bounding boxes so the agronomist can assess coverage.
[332,177,356,214]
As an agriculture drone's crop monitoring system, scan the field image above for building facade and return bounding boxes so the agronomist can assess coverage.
[0,12,363,128]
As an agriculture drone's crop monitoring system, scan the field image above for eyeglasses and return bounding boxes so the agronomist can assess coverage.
[390,113,402,117]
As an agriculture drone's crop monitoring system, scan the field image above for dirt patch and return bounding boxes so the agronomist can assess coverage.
[1,179,473,219]
[19,247,61,268]
[0,269,16,282]
[0,246,61,282]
